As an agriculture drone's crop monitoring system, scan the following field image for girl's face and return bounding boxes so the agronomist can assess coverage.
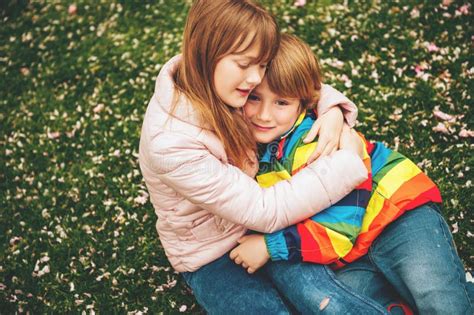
[244,78,301,144]
[213,36,267,108]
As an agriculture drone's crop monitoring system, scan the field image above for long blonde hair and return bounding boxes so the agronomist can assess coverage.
[173,0,280,168]
[266,34,323,110]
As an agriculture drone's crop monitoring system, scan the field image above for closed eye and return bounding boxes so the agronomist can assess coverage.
[237,63,250,69]
[248,94,260,102]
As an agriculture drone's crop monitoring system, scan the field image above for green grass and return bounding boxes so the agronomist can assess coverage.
[1,0,472,313]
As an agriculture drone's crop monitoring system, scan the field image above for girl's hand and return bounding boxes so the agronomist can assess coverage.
[339,125,364,158]
[241,151,259,177]
[303,106,344,163]
[229,234,270,274]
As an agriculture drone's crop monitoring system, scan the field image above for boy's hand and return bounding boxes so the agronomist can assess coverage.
[339,125,364,158]
[304,106,344,163]
[229,234,270,274]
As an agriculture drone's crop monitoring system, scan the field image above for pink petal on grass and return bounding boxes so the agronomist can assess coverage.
[452,222,459,234]
[410,8,420,18]
[459,129,474,138]
[20,67,30,76]
[47,131,60,139]
[68,4,77,15]
[93,103,104,113]
[414,65,425,75]
[459,4,470,15]
[433,108,454,121]
[442,0,453,7]
[294,0,306,7]
[427,43,439,52]
[134,191,149,205]
[432,122,449,134]
[466,272,474,283]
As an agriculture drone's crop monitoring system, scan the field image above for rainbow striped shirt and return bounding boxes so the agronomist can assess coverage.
[256,110,442,267]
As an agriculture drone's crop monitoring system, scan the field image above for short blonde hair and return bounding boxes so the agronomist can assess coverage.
[266,34,323,110]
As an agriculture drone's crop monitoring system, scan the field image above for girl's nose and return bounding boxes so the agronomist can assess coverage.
[246,66,264,86]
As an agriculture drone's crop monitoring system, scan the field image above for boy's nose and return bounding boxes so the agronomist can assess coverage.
[256,104,272,121]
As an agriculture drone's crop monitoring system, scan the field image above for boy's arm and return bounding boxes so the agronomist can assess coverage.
[266,134,372,264]
[264,188,370,264]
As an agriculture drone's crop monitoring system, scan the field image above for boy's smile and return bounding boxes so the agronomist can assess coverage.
[250,122,275,131]
[244,79,301,143]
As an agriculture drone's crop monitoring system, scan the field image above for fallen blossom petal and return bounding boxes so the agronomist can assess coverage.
[9,236,22,246]
[37,265,50,277]
[466,272,474,283]
[294,0,306,7]
[47,131,61,139]
[39,256,50,263]
[179,305,187,312]
[414,65,425,75]
[442,0,453,7]
[93,103,104,113]
[458,4,470,15]
[459,129,474,138]
[433,108,454,121]
[427,43,439,52]
[68,4,77,15]
[20,67,30,76]
[452,222,459,234]
[432,122,449,134]
[134,195,148,205]
[66,130,75,138]
[410,8,420,18]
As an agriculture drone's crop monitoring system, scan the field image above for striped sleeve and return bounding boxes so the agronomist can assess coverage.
[265,136,372,264]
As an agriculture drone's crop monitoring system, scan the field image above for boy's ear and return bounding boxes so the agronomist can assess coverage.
[298,102,305,114]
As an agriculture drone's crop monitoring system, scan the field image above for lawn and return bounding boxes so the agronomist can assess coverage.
[1,0,472,313]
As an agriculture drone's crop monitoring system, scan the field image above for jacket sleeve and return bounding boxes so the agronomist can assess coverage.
[146,132,368,234]
[265,137,373,264]
[317,84,358,128]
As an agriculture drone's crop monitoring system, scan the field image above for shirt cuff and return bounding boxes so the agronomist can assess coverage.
[264,231,289,261]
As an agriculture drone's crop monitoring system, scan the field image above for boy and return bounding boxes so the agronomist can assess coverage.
[230,34,472,314]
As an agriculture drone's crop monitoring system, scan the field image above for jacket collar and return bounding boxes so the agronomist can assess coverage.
[154,55,213,130]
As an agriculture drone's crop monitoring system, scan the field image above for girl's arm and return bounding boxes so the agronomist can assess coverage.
[142,131,367,234]
[305,84,359,162]
[231,130,372,272]
[317,84,358,127]
[266,129,371,263]
[264,177,371,263]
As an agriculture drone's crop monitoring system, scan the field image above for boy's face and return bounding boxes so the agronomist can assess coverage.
[244,79,301,144]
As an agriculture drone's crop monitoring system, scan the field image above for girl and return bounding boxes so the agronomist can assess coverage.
[139,0,387,313]
[231,33,473,314]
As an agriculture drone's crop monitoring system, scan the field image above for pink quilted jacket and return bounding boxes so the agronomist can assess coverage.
[138,55,366,272]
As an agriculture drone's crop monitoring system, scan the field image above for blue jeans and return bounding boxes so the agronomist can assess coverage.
[182,254,387,314]
[335,203,474,314]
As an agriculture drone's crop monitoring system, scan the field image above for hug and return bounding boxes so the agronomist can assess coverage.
[139,0,473,314]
